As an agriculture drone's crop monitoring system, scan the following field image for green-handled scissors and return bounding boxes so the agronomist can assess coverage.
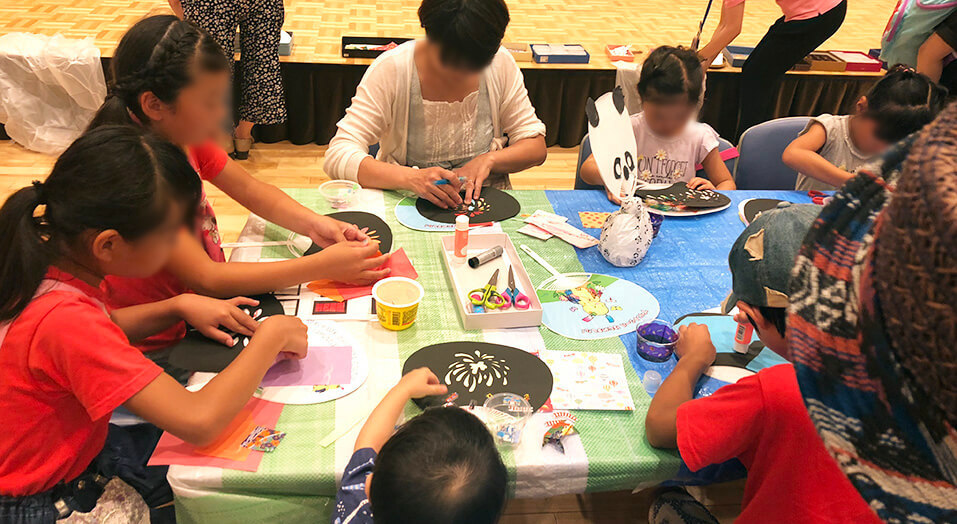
[468,269,505,312]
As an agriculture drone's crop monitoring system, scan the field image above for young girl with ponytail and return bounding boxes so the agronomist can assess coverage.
[90,15,390,353]
[0,126,307,522]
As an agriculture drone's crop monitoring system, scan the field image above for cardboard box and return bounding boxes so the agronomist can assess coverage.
[440,233,543,330]
[531,44,590,64]
[725,45,754,68]
[502,42,532,62]
[235,29,293,56]
[606,44,635,62]
[341,36,412,59]
[807,51,846,72]
[828,50,883,72]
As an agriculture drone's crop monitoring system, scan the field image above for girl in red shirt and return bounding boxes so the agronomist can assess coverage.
[87,15,391,353]
[0,127,307,521]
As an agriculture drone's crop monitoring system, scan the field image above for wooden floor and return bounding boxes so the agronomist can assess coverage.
[0,138,745,522]
[1,0,891,70]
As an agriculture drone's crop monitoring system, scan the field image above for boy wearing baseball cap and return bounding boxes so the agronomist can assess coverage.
[645,203,880,523]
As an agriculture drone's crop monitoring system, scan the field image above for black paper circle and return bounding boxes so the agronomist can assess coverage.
[635,182,732,209]
[303,211,393,256]
[402,341,553,411]
[740,198,785,225]
[414,187,521,224]
[168,294,286,373]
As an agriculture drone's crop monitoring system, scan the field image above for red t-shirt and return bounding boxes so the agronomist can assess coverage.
[676,364,879,523]
[105,141,228,352]
[0,268,162,495]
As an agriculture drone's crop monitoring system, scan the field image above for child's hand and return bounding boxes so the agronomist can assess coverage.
[687,177,716,190]
[309,240,391,284]
[307,215,369,248]
[675,323,716,370]
[605,188,622,205]
[175,294,260,346]
[254,315,308,360]
[398,367,448,399]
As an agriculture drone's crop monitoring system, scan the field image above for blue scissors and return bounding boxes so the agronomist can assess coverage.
[468,269,505,312]
[501,266,531,310]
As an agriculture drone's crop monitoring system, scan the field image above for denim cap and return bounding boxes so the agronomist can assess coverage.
[720,202,820,314]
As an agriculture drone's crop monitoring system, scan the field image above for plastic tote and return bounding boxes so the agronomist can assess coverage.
[0,33,107,154]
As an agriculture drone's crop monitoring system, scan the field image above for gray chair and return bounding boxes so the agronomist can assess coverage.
[734,117,810,190]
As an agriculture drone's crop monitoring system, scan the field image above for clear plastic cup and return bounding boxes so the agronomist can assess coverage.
[319,180,360,209]
[481,393,533,445]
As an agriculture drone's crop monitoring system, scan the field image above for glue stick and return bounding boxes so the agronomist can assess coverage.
[733,322,753,354]
[453,215,469,264]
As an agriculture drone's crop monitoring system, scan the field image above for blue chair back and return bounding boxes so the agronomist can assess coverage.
[695,137,738,178]
[574,134,604,190]
[734,117,810,190]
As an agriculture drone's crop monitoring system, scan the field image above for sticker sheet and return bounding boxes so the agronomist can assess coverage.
[542,351,635,411]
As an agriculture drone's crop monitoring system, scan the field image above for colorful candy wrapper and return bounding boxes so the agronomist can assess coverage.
[241,425,286,452]
[542,411,578,453]
[443,392,459,407]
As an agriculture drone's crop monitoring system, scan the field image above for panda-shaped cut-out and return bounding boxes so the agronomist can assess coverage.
[586,86,639,198]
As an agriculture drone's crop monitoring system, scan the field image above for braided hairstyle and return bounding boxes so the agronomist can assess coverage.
[862,64,949,143]
[0,126,201,321]
[637,46,704,105]
[88,15,229,129]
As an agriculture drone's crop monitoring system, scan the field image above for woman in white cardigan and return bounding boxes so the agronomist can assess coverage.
[324,0,547,208]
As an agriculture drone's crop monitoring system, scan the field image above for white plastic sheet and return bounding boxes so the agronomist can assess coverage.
[0,33,106,154]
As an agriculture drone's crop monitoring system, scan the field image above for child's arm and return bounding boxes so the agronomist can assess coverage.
[918,32,955,83]
[579,154,622,204]
[212,160,368,248]
[167,0,184,18]
[354,368,448,453]
[782,123,853,188]
[645,323,716,448]
[165,229,390,297]
[690,148,736,190]
[110,294,260,345]
[123,315,308,446]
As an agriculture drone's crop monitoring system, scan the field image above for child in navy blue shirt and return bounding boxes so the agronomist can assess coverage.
[333,368,507,524]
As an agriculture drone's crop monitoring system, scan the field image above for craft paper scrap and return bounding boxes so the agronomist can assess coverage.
[260,346,353,388]
[193,411,258,461]
[542,350,635,411]
[525,215,599,248]
[308,248,417,302]
[241,426,286,452]
[578,211,611,229]
[517,223,553,240]
[148,397,284,472]
[523,209,567,225]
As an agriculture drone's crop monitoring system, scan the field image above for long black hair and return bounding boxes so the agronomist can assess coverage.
[88,15,229,129]
[864,64,949,143]
[638,46,705,105]
[0,126,201,321]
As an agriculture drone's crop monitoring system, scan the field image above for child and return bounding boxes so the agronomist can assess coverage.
[333,368,507,524]
[0,126,307,521]
[790,105,957,522]
[644,203,881,523]
[783,65,946,191]
[87,15,390,353]
[581,46,735,203]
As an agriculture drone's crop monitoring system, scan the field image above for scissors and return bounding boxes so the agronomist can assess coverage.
[468,269,505,312]
[501,266,531,310]
[807,190,829,205]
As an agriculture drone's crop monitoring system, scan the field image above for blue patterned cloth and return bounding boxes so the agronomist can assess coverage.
[331,448,376,524]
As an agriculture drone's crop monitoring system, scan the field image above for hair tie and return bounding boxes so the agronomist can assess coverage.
[31,180,46,205]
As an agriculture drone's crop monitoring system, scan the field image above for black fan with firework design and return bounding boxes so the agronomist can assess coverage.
[415,187,521,224]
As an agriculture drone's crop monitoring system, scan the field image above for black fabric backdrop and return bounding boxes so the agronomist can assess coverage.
[0,58,878,147]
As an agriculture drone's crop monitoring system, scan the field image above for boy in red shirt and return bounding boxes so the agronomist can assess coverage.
[644,203,880,523]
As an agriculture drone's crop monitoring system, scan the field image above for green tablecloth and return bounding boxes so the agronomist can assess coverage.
[170,189,679,523]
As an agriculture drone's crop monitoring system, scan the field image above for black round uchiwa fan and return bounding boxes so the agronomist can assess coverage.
[402,341,553,411]
[303,211,393,256]
[414,187,521,224]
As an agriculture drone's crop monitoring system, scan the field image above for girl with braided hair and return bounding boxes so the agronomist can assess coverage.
[89,15,391,357]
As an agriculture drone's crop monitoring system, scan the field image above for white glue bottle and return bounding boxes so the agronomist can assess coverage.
[453,214,469,264]
[733,322,753,354]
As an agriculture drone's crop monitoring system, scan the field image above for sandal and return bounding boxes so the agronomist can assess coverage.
[231,137,252,160]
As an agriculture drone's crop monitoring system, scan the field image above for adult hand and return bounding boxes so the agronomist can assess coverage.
[310,240,391,284]
[456,153,495,204]
[398,367,449,399]
[687,177,716,190]
[174,295,260,346]
[306,215,369,248]
[674,323,716,371]
[254,316,308,360]
[403,167,463,209]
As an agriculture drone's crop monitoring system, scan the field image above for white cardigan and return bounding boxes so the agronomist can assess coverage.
[324,41,547,182]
